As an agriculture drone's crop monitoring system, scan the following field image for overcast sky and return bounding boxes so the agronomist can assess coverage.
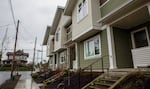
[0,0,67,63]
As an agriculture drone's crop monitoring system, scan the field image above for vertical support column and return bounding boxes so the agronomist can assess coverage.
[107,26,117,69]
[67,48,70,69]
[52,54,55,70]
[56,52,59,69]
[75,42,80,69]
[148,4,150,16]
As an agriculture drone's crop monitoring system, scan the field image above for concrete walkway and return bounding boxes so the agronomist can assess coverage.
[15,79,40,89]
[15,72,40,89]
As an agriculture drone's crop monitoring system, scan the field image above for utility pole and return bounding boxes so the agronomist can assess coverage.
[31,37,37,74]
[10,20,19,80]
[0,27,8,65]
[41,45,43,64]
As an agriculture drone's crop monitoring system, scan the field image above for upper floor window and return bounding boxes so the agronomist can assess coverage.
[55,28,60,41]
[84,35,101,59]
[99,0,108,6]
[77,0,88,22]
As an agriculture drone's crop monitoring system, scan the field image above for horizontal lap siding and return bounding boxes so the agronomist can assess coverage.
[132,47,150,68]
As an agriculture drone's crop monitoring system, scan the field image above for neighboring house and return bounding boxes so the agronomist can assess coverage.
[3,50,29,64]
[43,6,71,71]
[43,0,150,70]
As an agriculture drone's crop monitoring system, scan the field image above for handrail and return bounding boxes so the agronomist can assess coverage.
[62,55,110,88]
[82,55,110,72]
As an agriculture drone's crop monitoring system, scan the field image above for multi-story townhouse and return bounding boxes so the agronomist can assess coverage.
[64,0,110,70]
[43,26,55,70]
[44,0,150,71]
[64,0,150,70]
[97,0,150,68]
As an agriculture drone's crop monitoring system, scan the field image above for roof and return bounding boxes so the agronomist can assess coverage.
[43,26,51,45]
[7,50,29,57]
[64,0,77,16]
[50,6,64,35]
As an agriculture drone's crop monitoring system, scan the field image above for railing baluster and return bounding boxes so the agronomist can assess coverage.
[101,57,104,73]
[90,65,92,81]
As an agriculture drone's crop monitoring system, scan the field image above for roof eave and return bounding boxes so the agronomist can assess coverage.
[64,0,77,16]
[50,6,64,35]
[43,26,51,45]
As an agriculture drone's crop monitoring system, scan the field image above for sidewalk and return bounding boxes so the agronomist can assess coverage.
[14,72,40,89]
[15,79,40,89]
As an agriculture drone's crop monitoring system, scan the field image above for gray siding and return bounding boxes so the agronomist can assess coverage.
[113,28,133,68]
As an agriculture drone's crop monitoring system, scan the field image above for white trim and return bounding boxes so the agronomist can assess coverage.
[75,42,79,69]
[98,0,133,23]
[52,54,55,70]
[66,48,70,69]
[99,0,110,8]
[72,25,101,41]
[148,4,150,15]
[131,27,150,49]
[107,26,117,69]
[83,35,101,60]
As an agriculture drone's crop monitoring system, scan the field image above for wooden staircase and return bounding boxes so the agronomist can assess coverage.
[82,71,128,89]
[41,71,65,87]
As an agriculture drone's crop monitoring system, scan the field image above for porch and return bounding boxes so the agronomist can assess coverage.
[110,4,150,68]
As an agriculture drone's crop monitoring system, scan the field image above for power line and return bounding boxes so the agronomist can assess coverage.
[0,22,16,28]
[9,0,17,29]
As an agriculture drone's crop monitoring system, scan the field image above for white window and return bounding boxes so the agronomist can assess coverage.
[55,28,60,41]
[60,52,66,64]
[84,35,101,59]
[131,27,150,49]
[77,0,88,22]
[49,57,53,65]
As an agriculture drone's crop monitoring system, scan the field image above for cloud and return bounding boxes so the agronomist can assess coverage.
[0,0,67,62]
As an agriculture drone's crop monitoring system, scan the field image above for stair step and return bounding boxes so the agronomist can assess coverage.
[89,85,108,89]
[94,82,112,87]
[89,85,100,89]
[99,79,118,82]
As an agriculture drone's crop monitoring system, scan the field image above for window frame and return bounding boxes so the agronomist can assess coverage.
[84,35,101,60]
[77,0,88,22]
[131,27,150,49]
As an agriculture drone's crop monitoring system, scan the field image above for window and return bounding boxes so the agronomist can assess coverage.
[99,0,109,6]
[77,0,88,22]
[49,57,53,65]
[55,28,60,41]
[84,35,101,59]
[60,52,66,64]
[131,27,150,48]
